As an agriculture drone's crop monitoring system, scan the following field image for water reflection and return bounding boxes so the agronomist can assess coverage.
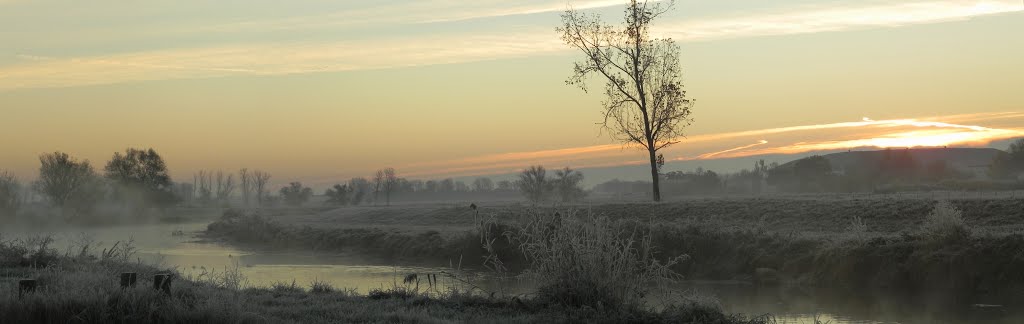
[5,222,1024,324]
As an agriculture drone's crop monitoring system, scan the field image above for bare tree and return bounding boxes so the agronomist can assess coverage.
[560,0,694,201]
[215,171,236,205]
[194,170,214,206]
[0,170,21,218]
[252,170,271,207]
[239,168,252,206]
[553,167,586,203]
[516,165,550,204]
[349,177,370,205]
[472,177,495,192]
[382,167,397,206]
[373,169,385,206]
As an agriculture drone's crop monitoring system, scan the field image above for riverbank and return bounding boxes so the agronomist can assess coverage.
[0,234,767,323]
[204,199,1024,297]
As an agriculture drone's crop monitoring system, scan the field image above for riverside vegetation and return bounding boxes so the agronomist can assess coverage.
[0,217,772,323]
[205,198,1024,298]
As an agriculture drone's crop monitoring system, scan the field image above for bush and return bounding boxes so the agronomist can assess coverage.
[920,200,970,242]
[507,211,686,310]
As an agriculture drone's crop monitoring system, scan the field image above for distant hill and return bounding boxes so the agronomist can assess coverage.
[778,147,1008,172]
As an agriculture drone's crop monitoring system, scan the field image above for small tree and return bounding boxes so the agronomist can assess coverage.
[215,171,236,206]
[193,170,216,206]
[239,168,252,206]
[560,0,694,202]
[496,180,514,192]
[372,170,385,206]
[516,165,550,203]
[252,170,271,207]
[991,138,1024,179]
[279,182,313,207]
[0,170,21,218]
[472,177,495,192]
[36,152,103,213]
[553,167,586,203]
[382,167,397,206]
[104,148,176,208]
[324,184,351,206]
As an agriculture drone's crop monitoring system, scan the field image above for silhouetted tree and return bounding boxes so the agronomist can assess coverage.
[472,177,495,192]
[424,180,439,192]
[440,178,455,192]
[0,170,20,218]
[372,169,385,206]
[104,148,176,207]
[279,182,312,206]
[992,138,1024,179]
[516,165,550,203]
[215,171,235,206]
[496,180,514,192]
[752,160,768,193]
[382,168,397,206]
[349,177,370,205]
[324,184,351,206]
[239,168,253,206]
[194,170,214,206]
[36,152,103,213]
[252,170,271,206]
[553,167,586,203]
[560,0,694,202]
[454,181,470,192]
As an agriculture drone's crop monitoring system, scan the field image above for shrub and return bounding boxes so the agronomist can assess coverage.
[310,278,334,294]
[846,215,868,241]
[920,200,970,242]
[508,210,686,310]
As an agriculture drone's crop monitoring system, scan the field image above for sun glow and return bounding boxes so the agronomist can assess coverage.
[388,112,1024,179]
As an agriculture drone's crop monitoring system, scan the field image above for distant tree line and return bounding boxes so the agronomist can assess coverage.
[593,139,1024,198]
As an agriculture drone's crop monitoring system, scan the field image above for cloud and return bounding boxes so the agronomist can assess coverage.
[390,112,1024,179]
[658,0,1023,41]
[1,0,1020,90]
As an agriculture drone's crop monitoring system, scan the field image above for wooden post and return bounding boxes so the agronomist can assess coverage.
[153,274,173,294]
[18,279,37,298]
[120,272,137,288]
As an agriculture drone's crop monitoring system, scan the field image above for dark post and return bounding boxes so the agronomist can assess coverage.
[120,272,137,288]
[153,273,173,294]
[18,279,37,298]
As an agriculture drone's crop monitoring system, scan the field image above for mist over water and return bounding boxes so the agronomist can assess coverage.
[5,216,1022,324]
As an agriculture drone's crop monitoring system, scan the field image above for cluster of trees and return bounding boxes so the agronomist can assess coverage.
[192,169,272,207]
[321,168,518,207]
[515,166,587,204]
[0,149,181,218]
[0,148,302,218]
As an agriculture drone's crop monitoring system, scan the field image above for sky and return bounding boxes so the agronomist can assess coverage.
[1,0,1023,189]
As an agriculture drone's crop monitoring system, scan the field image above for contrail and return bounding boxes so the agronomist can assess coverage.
[692,140,769,160]
[391,113,1024,179]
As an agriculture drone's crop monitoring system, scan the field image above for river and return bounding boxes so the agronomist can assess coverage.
[4,221,1022,324]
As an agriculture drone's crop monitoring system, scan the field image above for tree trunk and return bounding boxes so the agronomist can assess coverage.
[648,148,661,202]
